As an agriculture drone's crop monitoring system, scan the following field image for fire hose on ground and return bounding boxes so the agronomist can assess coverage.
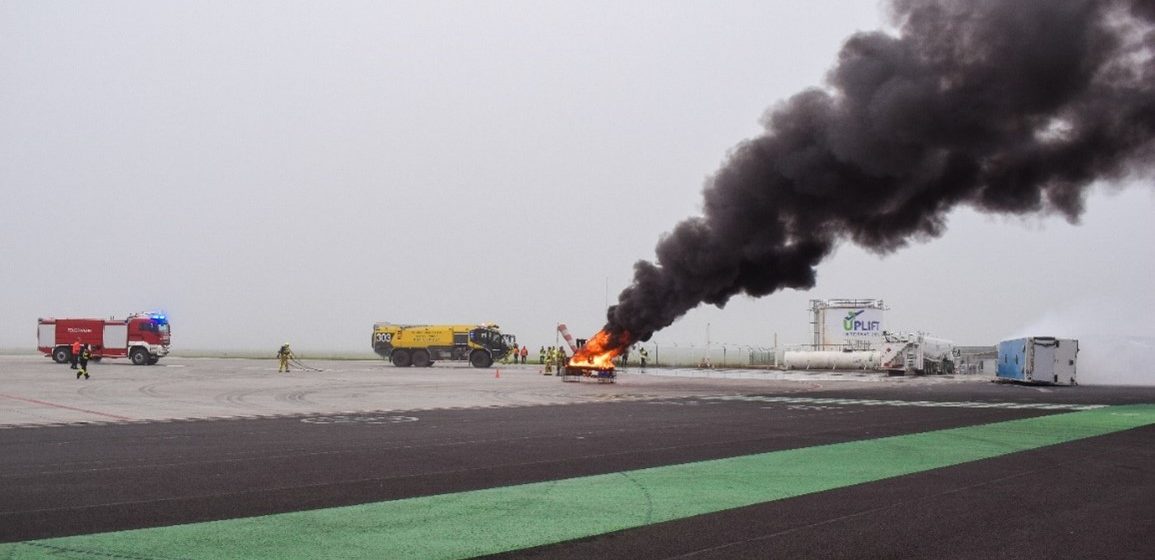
[288,356,324,372]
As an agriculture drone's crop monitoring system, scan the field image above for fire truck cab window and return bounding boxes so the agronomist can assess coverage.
[472,329,499,346]
[139,323,155,332]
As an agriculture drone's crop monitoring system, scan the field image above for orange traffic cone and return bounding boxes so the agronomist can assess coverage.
[494,368,501,378]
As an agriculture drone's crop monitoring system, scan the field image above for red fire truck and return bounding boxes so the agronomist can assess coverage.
[38,313,171,365]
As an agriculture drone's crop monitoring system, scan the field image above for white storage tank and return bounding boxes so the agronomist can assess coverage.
[809,299,887,349]
[784,350,881,370]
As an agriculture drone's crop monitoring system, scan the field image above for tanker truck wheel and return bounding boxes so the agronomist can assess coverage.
[391,349,412,367]
[130,348,149,366]
[52,347,70,364]
[469,350,493,369]
[411,349,431,367]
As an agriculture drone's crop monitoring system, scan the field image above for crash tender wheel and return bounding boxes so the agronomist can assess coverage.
[411,349,431,367]
[469,350,493,368]
[391,349,412,367]
[130,348,149,366]
[52,347,70,364]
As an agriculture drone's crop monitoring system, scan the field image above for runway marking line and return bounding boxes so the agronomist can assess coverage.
[0,393,133,421]
[1,404,1152,559]
[704,395,1108,410]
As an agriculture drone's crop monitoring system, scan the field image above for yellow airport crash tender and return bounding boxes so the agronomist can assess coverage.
[372,323,514,368]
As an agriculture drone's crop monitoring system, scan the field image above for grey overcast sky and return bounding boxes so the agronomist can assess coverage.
[3,1,1153,368]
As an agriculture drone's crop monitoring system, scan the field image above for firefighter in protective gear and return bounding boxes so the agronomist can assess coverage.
[639,346,649,370]
[76,344,91,379]
[555,348,568,373]
[544,346,555,374]
[277,343,293,373]
[538,346,545,365]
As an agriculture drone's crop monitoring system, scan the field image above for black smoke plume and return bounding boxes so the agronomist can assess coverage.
[604,0,1155,346]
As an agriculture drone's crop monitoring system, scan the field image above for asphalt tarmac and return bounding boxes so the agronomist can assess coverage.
[1,355,1152,558]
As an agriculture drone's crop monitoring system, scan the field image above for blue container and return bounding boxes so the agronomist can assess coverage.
[997,337,1078,385]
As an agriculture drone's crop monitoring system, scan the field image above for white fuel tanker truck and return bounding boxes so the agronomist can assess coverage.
[878,332,956,375]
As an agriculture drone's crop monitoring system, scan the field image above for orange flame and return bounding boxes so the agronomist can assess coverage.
[569,329,633,370]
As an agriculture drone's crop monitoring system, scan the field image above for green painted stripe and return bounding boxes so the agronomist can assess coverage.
[4,405,1153,560]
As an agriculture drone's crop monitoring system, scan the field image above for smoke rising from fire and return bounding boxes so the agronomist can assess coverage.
[601,0,1155,347]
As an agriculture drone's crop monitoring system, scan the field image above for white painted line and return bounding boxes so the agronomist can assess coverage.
[703,395,1108,411]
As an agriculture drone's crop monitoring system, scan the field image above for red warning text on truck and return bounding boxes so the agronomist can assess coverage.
[38,312,171,365]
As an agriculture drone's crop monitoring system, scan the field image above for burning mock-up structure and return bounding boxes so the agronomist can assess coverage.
[557,324,624,382]
[564,327,630,383]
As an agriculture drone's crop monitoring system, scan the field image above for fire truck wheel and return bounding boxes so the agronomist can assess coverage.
[469,350,493,369]
[147,357,159,365]
[391,349,412,367]
[52,347,70,363]
[130,348,149,366]
[411,349,431,367]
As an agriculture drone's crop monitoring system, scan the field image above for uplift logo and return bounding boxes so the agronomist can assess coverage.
[842,310,880,333]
